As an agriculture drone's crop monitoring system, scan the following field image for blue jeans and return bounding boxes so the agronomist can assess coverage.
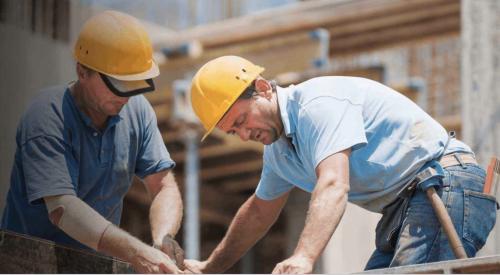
[365,163,497,270]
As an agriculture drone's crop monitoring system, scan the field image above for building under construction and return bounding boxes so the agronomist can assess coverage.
[0,0,499,273]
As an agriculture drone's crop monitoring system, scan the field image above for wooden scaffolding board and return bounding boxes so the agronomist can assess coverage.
[362,255,500,274]
[155,0,460,56]
[0,230,133,273]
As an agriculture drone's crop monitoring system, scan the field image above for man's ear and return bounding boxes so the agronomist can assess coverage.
[76,63,91,81]
[76,63,86,80]
[254,78,272,99]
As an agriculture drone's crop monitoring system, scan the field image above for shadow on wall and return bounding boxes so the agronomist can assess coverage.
[0,23,75,214]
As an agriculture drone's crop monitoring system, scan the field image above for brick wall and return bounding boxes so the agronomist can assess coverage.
[330,34,461,119]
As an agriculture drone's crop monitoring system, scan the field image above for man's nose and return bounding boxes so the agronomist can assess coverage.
[237,128,251,141]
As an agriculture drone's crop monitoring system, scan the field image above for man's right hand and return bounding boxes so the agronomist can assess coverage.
[98,224,182,274]
[154,234,185,270]
[183,259,208,274]
[130,245,180,274]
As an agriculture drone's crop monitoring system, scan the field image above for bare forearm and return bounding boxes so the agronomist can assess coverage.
[150,175,183,244]
[205,196,279,273]
[271,151,350,274]
[294,184,348,261]
[98,224,145,261]
[206,220,265,272]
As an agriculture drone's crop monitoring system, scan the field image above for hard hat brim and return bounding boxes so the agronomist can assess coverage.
[104,60,160,81]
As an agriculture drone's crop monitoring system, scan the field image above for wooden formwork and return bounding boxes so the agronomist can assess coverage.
[0,230,133,273]
[362,255,500,274]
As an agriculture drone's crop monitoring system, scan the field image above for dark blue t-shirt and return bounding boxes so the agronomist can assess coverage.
[1,85,174,249]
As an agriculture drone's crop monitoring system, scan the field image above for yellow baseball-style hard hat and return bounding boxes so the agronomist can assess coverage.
[190,56,265,141]
[74,10,159,97]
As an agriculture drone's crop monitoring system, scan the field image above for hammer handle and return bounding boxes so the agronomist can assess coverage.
[426,187,467,259]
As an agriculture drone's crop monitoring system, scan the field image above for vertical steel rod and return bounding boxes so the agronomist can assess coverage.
[184,129,200,260]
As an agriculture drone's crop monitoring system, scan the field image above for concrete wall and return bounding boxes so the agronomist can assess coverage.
[0,0,146,216]
[0,23,75,213]
[461,0,500,257]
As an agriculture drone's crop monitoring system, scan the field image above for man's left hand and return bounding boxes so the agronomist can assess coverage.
[272,255,314,274]
[154,235,185,270]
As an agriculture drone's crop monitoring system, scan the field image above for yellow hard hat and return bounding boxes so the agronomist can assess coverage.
[190,56,265,141]
[74,10,159,81]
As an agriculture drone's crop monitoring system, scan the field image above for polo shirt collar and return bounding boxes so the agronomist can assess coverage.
[276,85,296,137]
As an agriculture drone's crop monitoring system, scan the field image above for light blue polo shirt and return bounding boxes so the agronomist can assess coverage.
[255,76,471,212]
[1,85,174,249]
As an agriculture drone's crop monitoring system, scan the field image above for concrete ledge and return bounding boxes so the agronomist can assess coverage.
[0,230,133,273]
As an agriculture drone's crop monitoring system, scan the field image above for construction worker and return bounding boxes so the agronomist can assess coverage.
[184,55,497,273]
[0,11,184,274]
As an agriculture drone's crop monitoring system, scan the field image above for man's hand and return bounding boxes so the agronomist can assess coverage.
[154,235,185,270]
[183,259,208,274]
[272,255,314,274]
[130,244,181,274]
[97,224,182,274]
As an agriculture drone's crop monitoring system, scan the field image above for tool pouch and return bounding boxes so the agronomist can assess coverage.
[375,195,411,252]
[375,160,445,252]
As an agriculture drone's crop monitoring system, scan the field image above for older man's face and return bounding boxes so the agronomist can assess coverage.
[78,67,129,116]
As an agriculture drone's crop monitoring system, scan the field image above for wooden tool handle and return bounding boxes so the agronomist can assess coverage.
[426,187,467,259]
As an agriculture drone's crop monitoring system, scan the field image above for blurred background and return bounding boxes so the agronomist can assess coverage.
[0,0,499,273]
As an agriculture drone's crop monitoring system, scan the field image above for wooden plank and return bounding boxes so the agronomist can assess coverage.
[201,159,263,182]
[200,184,246,213]
[159,0,453,48]
[125,176,247,213]
[171,143,261,164]
[219,176,260,193]
[148,0,460,128]
[200,208,233,227]
[0,230,133,273]
[327,1,459,38]
[164,129,262,159]
[363,255,500,274]
[148,30,322,124]
[209,129,263,152]
[330,16,460,55]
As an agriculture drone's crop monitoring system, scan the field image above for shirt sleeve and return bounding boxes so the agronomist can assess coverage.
[255,151,294,200]
[298,97,367,169]
[21,136,77,205]
[135,104,175,179]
